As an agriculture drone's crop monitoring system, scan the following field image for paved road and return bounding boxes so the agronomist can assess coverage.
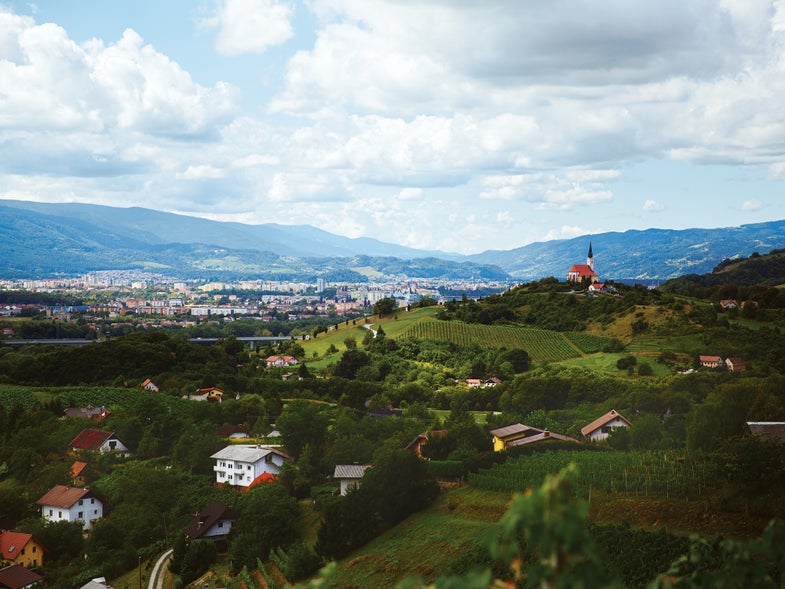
[148,549,173,589]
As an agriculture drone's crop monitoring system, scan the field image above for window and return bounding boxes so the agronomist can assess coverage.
[58,511,62,518]
[247,465,251,470]
[48,510,52,516]
[218,522,223,528]
[90,498,95,504]
[228,474,232,480]
[32,546,36,553]
[78,512,84,519]
[79,499,84,506]
[235,463,243,470]
[20,548,25,555]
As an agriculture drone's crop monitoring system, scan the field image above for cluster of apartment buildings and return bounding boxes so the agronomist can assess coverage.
[1,271,509,322]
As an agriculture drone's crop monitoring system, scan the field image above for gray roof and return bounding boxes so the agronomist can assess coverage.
[488,423,543,439]
[333,464,370,479]
[747,422,785,443]
[506,431,578,447]
[211,445,290,463]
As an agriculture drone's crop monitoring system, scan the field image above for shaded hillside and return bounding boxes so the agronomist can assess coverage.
[0,203,506,280]
[662,249,785,292]
[0,200,459,260]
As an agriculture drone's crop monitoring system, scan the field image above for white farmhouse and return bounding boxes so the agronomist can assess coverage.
[37,485,103,531]
[333,464,371,495]
[211,445,292,489]
[580,409,632,442]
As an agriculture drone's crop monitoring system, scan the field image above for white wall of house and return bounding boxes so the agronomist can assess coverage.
[339,478,362,496]
[98,437,129,454]
[41,497,103,531]
[213,452,288,487]
[203,519,234,539]
[586,417,629,442]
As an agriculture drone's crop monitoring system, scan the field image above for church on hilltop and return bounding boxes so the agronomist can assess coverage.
[567,242,600,284]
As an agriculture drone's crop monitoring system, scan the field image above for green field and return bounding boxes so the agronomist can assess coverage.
[624,334,702,354]
[400,318,582,363]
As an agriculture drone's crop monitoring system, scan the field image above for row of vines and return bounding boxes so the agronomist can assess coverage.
[468,450,709,500]
[402,319,581,362]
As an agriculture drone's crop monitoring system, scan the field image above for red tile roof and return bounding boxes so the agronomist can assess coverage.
[0,564,43,589]
[567,264,598,277]
[70,429,113,451]
[0,532,34,563]
[245,472,278,492]
[70,461,88,479]
[36,485,91,509]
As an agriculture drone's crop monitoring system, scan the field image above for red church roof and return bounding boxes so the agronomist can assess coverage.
[567,264,598,277]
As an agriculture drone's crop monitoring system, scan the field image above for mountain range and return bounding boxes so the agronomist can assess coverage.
[2,199,785,282]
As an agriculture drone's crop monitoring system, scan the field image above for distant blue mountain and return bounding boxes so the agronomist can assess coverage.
[2,199,785,281]
[467,221,785,280]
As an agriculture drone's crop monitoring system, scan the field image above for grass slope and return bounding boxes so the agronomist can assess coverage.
[326,487,510,588]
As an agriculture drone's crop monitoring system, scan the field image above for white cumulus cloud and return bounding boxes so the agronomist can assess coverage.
[201,0,294,56]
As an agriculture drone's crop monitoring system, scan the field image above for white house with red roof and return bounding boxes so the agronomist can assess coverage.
[70,430,129,455]
[699,355,723,368]
[581,409,632,442]
[211,445,292,489]
[265,355,298,368]
[36,486,103,531]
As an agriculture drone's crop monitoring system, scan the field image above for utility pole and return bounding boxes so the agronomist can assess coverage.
[138,555,142,589]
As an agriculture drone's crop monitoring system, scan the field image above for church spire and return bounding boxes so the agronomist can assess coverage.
[587,242,594,272]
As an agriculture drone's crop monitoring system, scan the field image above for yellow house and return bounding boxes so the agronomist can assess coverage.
[0,532,45,568]
[489,423,546,452]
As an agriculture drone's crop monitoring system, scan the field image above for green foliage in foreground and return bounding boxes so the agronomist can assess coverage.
[291,465,785,589]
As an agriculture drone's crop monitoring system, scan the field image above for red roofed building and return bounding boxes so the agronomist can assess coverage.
[245,472,279,492]
[725,357,747,372]
[567,243,600,284]
[70,430,129,455]
[0,564,43,589]
[0,532,45,568]
[36,486,103,531]
[699,355,723,368]
[70,461,88,486]
[265,355,298,368]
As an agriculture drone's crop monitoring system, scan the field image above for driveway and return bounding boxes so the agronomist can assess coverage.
[148,548,173,589]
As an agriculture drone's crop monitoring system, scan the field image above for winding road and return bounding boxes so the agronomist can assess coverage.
[148,548,173,589]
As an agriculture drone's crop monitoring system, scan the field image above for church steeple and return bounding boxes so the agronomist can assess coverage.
[587,242,594,272]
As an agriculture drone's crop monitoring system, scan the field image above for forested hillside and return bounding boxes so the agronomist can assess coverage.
[2,268,785,588]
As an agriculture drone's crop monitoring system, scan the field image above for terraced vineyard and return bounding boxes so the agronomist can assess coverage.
[468,449,708,500]
[401,318,581,363]
[565,331,615,353]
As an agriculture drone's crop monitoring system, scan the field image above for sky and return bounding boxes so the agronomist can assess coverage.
[2,1,785,255]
